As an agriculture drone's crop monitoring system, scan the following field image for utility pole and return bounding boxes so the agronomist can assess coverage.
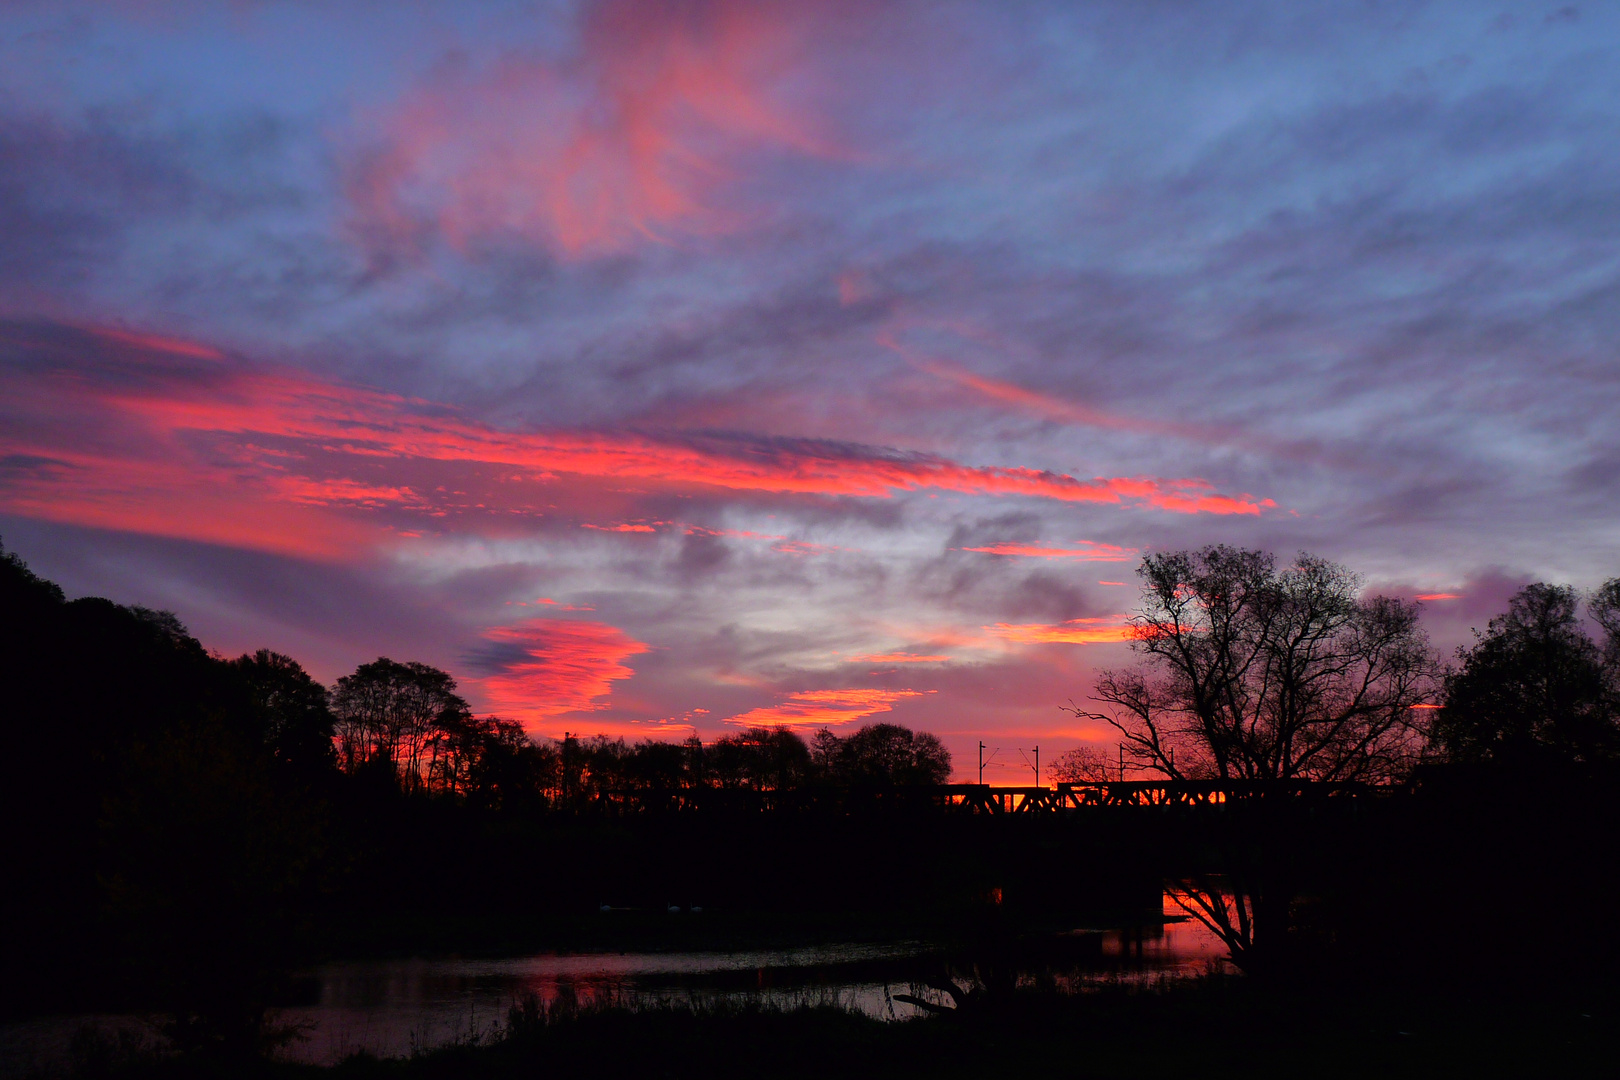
[1034,745,1040,787]
[978,741,985,785]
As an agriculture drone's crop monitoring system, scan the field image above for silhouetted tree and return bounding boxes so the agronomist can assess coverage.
[572,735,635,795]
[708,727,812,790]
[226,649,337,780]
[0,542,319,1044]
[1049,745,1115,783]
[809,727,842,779]
[1073,547,1438,783]
[619,737,690,790]
[452,715,555,811]
[682,734,705,788]
[331,658,472,788]
[1434,582,1619,766]
[1592,576,1620,680]
[1067,548,1437,973]
[817,723,952,785]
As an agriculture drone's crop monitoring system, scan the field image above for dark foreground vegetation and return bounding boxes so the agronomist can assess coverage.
[5,541,1620,1076]
[62,978,1620,1080]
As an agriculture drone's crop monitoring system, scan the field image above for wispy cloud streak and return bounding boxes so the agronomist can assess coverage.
[724,687,927,729]
[0,322,1273,557]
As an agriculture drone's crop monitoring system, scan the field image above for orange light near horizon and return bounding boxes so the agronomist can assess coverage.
[960,540,1136,561]
[848,652,951,664]
[985,618,1135,645]
[1416,593,1462,601]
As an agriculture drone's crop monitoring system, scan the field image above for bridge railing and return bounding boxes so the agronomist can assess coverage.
[588,779,1378,816]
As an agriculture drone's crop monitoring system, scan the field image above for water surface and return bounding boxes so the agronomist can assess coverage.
[275,916,1224,1065]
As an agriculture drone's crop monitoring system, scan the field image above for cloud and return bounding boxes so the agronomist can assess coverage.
[960,541,1136,561]
[0,321,1273,559]
[88,326,227,361]
[723,687,927,728]
[848,652,950,663]
[343,0,844,262]
[475,617,651,731]
[901,347,1182,437]
[985,618,1135,645]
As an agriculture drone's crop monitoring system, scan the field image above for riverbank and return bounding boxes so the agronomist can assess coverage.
[47,975,1620,1079]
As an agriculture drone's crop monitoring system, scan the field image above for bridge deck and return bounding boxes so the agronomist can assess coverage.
[591,780,1376,815]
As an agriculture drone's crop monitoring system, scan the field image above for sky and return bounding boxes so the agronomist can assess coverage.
[2,1,1617,777]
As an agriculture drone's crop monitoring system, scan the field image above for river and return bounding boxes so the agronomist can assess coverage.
[0,910,1225,1072]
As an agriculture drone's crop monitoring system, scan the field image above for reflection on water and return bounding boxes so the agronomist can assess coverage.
[274,914,1225,1065]
[0,911,1227,1071]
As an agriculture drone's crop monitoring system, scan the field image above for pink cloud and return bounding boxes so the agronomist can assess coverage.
[724,687,929,728]
[88,325,225,361]
[479,618,651,732]
[0,330,1274,559]
[344,0,844,260]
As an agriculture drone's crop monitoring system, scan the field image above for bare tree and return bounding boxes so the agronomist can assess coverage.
[1066,548,1439,972]
[1048,745,1115,783]
[1071,547,1438,784]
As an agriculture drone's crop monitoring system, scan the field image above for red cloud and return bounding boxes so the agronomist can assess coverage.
[724,687,929,729]
[1416,593,1462,602]
[479,618,651,731]
[0,329,1273,558]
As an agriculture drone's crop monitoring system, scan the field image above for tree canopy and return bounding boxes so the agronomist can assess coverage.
[1434,581,1620,766]
[1075,547,1438,783]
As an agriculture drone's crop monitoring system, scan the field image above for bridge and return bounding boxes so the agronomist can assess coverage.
[590,779,1377,816]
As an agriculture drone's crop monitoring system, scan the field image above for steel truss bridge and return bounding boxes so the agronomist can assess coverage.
[591,780,1375,816]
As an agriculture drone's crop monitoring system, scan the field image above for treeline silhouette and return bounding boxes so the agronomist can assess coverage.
[324,654,950,805]
[0,543,968,1043]
[7,539,1620,1055]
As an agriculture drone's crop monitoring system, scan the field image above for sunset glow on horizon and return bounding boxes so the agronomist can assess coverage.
[3,1,1616,775]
